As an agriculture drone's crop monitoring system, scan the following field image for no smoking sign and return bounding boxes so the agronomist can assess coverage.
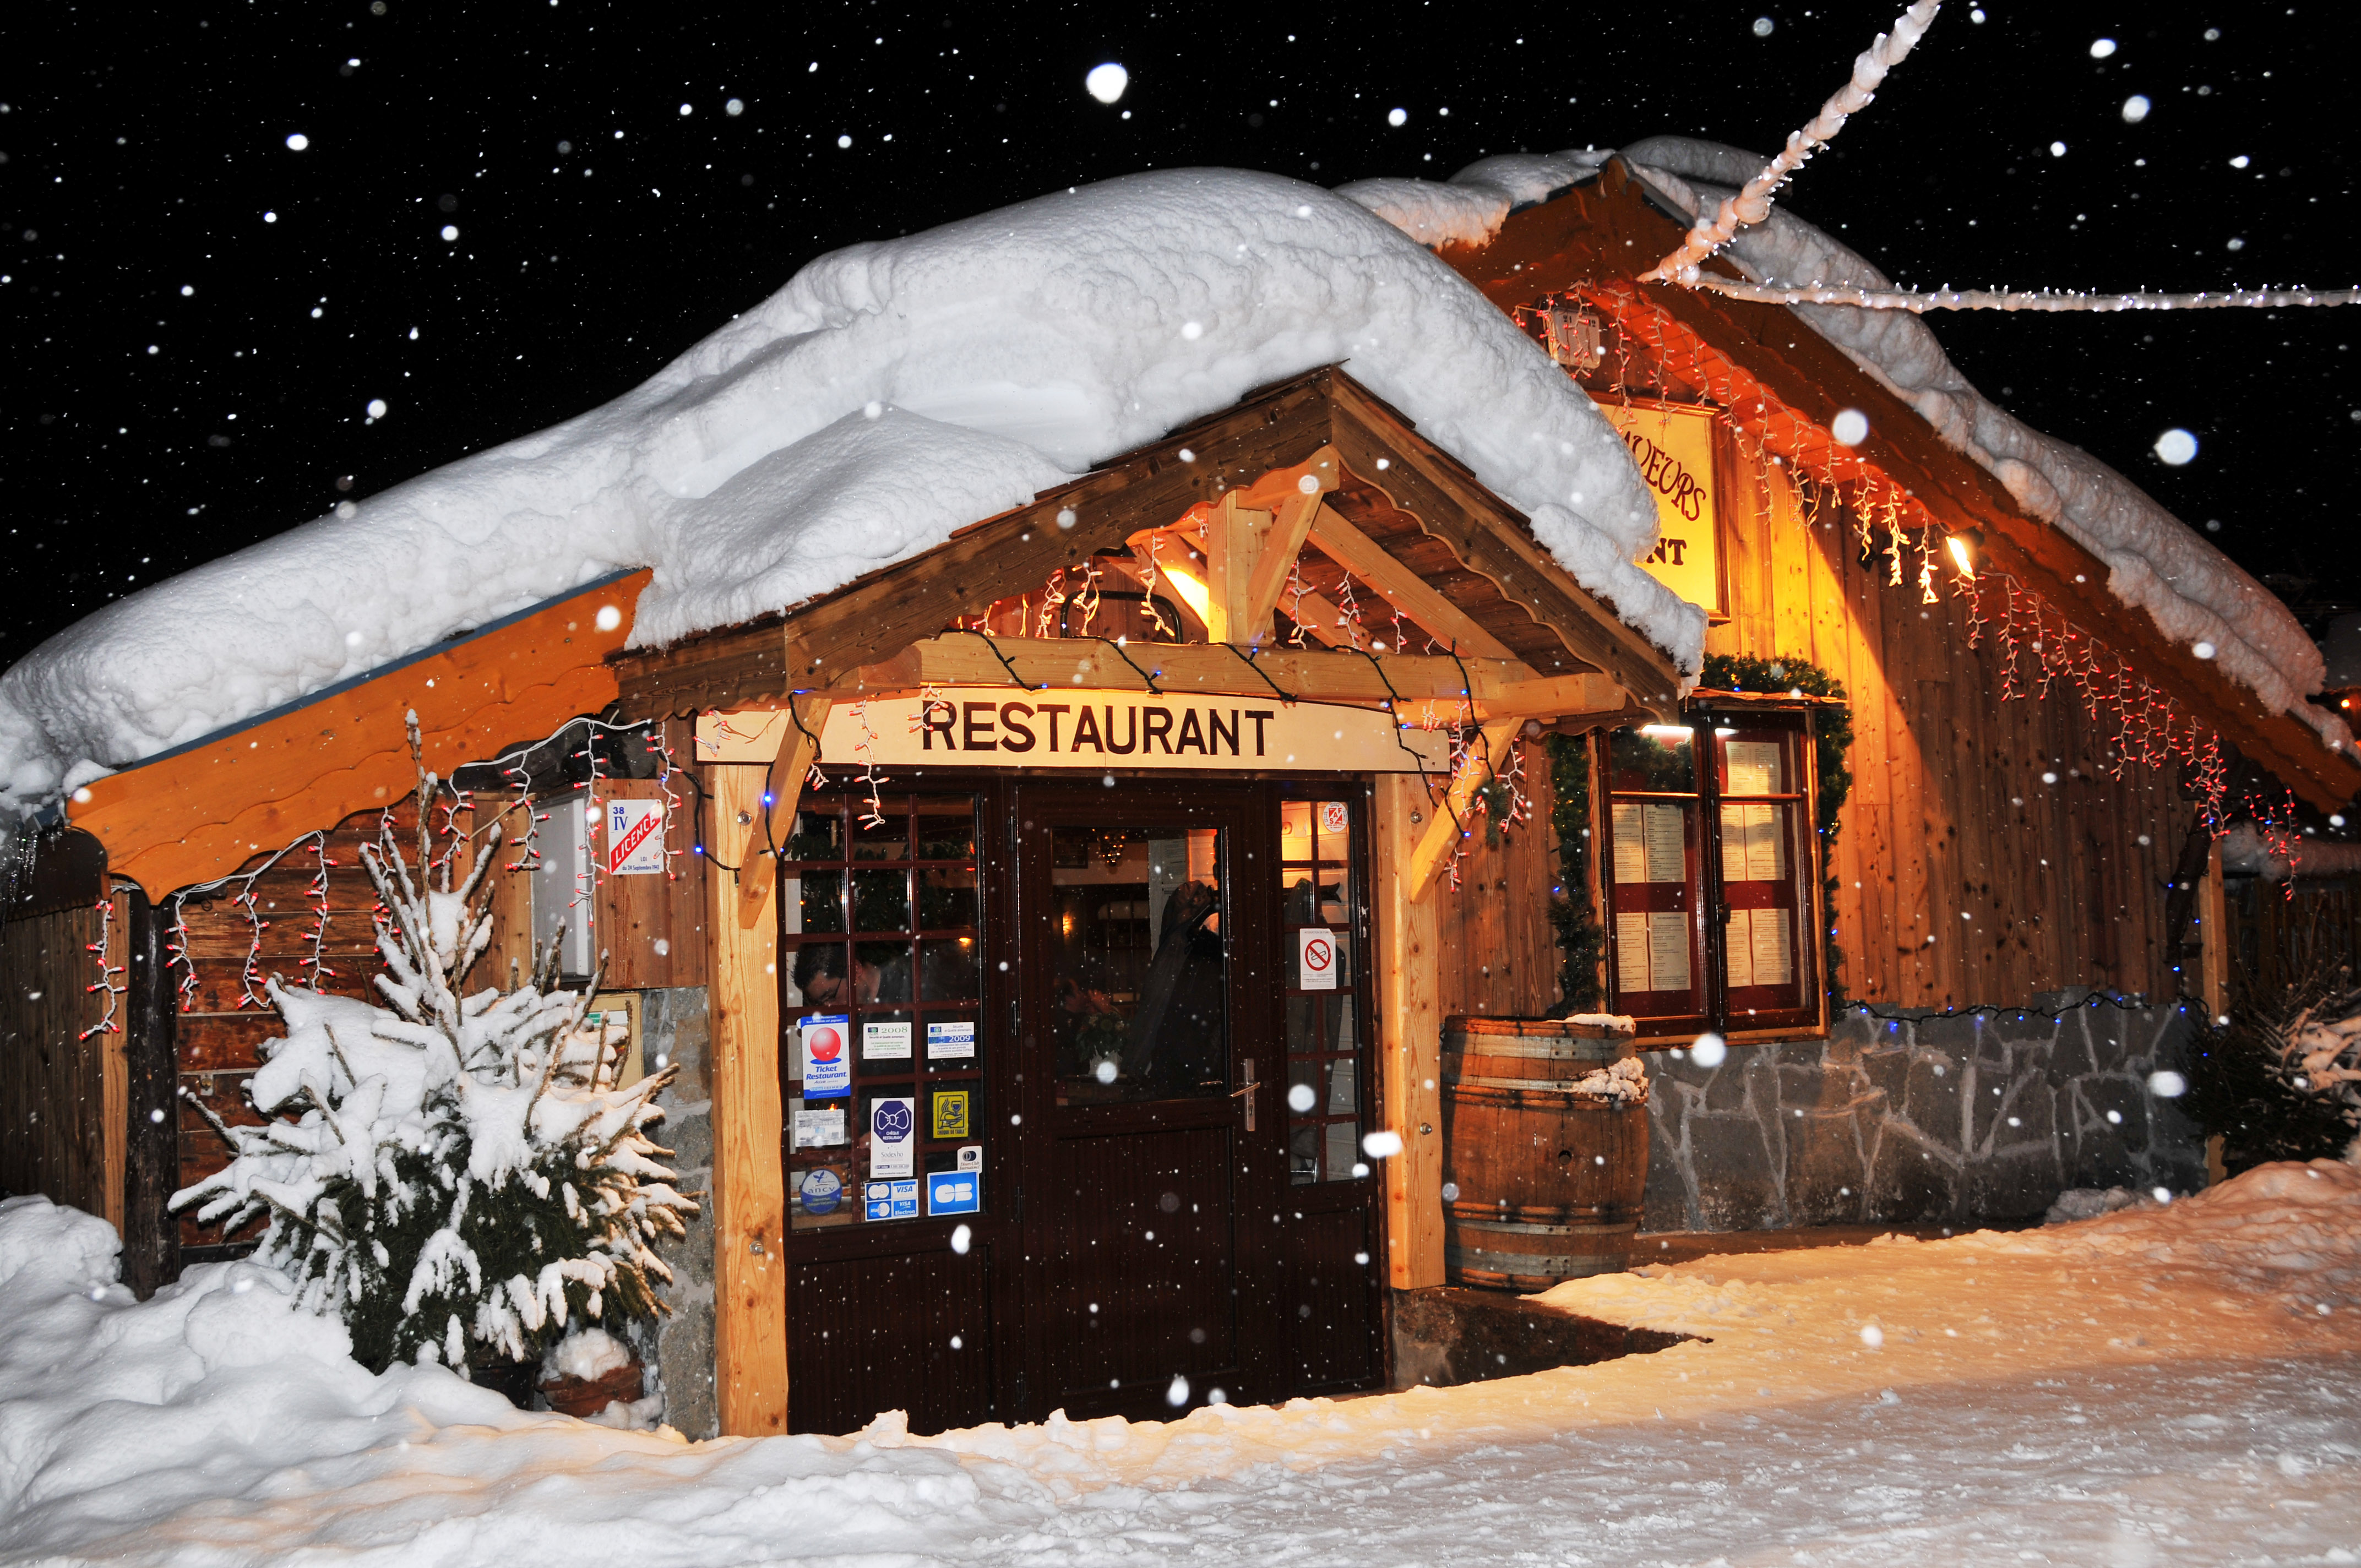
[1298,927,1339,991]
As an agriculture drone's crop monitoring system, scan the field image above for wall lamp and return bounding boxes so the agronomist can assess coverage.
[1945,527,1984,575]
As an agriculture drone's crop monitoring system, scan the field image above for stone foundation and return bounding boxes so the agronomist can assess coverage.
[1641,991,2207,1233]
[639,987,717,1439]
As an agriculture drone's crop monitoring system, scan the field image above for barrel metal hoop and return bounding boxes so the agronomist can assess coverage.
[1445,1243,1626,1277]
[1449,1216,1626,1238]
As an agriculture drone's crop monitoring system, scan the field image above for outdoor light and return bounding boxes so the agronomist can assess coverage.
[1945,527,1983,575]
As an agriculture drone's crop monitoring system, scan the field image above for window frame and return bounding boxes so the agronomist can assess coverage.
[1592,703,1829,1043]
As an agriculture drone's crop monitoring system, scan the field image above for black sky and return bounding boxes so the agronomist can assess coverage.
[6,0,2357,673]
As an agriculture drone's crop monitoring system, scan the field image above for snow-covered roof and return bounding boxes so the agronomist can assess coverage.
[0,168,1701,818]
[1342,139,2349,759]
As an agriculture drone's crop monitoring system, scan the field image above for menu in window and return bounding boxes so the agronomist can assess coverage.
[1750,906,1795,987]
[1719,804,1786,883]
[1725,740,1785,797]
[1724,908,1755,990]
[1612,803,1646,884]
[1614,803,1687,885]
[1615,912,1651,992]
[1647,912,1692,992]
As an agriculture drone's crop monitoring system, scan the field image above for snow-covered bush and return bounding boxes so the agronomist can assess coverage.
[2188,966,2361,1174]
[173,734,698,1375]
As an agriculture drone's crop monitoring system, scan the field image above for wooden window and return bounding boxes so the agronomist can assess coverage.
[1596,708,1826,1041]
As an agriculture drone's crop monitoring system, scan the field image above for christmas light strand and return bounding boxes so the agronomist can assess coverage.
[1684,276,2361,314]
[79,896,125,1041]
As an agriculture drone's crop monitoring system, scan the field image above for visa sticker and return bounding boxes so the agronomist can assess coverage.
[864,1178,921,1222]
[799,1014,851,1098]
[927,1170,982,1217]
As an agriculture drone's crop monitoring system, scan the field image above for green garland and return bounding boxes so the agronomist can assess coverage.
[1547,653,1856,1015]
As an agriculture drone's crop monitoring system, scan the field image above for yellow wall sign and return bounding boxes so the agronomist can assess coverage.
[931,1088,971,1141]
[1596,399,1723,618]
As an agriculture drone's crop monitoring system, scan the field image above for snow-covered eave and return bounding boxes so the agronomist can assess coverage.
[614,363,1693,718]
[1384,154,2360,811]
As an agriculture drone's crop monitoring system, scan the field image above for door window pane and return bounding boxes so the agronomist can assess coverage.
[1051,825,1228,1103]
[1283,797,1368,1183]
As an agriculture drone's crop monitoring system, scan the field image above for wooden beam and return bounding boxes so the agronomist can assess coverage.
[119,885,179,1299]
[72,570,653,898]
[1405,722,1519,903]
[1304,503,1533,668]
[2199,835,2229,1024]
[100,891,130,1239]
[1203,493,1274,644]
[1241,492,1323,643]
[1326,378,1684,718]
[1372,773,1443,1289]
[831,636,1625,716]
[706,763,790,1436]
[734,696,830,929]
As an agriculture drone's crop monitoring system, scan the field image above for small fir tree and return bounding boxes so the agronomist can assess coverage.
[174,725,698,1375]
[2188,963,2361,1174]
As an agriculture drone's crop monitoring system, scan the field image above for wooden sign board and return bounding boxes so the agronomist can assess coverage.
[1595,399,1723,618]
[697,690,1452,773]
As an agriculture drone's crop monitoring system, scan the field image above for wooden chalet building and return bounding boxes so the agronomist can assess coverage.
[5,155,2352,1440]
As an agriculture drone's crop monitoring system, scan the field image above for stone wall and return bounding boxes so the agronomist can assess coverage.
[1641,990,2208,1233]
[639,987,717,1439]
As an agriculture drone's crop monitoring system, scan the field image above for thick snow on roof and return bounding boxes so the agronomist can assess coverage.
[1340,139,2349,757]
[8,1157,2361,1560]
[0,168,1699,816]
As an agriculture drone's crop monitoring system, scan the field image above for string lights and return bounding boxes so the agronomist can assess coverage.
[79,896,124,1041]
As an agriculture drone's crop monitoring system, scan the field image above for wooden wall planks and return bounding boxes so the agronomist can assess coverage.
[0,904,113,1218]
[1699,454,2183,1011]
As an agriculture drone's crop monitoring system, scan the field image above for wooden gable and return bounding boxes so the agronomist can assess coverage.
[1441,159,2360,812]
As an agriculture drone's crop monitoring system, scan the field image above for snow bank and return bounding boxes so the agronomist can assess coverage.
[0,168,1700,816]
[9,1157,2361,1564]
[1339,140,2347,756]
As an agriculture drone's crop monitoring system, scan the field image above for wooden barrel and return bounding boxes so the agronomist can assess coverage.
[1440,1016,1647,1291]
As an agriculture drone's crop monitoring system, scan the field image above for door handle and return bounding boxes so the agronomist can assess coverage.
[1232,1055,1259,1132]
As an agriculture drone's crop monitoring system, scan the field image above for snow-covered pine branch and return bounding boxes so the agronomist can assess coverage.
[170,723,698,1377]
[1642,0,1944,286]
[1683,276,2361,313]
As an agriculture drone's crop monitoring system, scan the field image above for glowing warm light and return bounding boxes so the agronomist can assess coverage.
[1638,724,1695,739]
[1156,557,1211,623]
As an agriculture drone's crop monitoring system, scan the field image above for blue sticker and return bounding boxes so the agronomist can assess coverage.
[798,1166,844,1216]
[927,1169,982,1216]
[864,1178,921,1221]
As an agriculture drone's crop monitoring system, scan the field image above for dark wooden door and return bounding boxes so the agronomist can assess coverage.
[1009,780,1286,1420]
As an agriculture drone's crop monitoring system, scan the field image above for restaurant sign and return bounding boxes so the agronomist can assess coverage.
[1594,398,1723,618]
[697,692,1452,773]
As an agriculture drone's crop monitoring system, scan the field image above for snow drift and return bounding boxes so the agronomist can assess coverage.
[1341,139,2348,756]
[0,168,1697,816]
[8,1155,2361,1564]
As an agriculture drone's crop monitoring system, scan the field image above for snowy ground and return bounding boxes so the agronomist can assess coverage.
[7,1160,2360,1566]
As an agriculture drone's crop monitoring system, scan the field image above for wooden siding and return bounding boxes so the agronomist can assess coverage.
[1704,458,2187,1011]
[0,903,115,1216]
[1433,761,1563,1020]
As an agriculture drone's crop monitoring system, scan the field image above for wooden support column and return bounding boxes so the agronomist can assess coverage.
[100,890,131,1239]
[2198,835,2229,1024]
[1202,492,1276,644]
[1373,772,1443,1289]
[706,762,790,1436]
[119,886,180,1298]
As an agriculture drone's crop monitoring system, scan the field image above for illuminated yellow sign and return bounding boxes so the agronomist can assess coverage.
[1596,399,1723,618]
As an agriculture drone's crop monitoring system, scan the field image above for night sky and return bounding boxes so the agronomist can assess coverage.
[8,1,2357,676]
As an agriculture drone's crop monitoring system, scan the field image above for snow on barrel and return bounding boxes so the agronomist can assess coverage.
[1439,1013,1647,1289]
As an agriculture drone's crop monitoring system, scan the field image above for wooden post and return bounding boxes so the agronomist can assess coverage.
[119,886,179,1298]
[706,763,790,1435]
[1373,773,1444,1289]
[100,890,132,1238]
[1202,492,1275,644]
[2199,835,2229,1023]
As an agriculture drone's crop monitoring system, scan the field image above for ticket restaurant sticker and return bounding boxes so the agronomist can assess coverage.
[799,1014,851,1098]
